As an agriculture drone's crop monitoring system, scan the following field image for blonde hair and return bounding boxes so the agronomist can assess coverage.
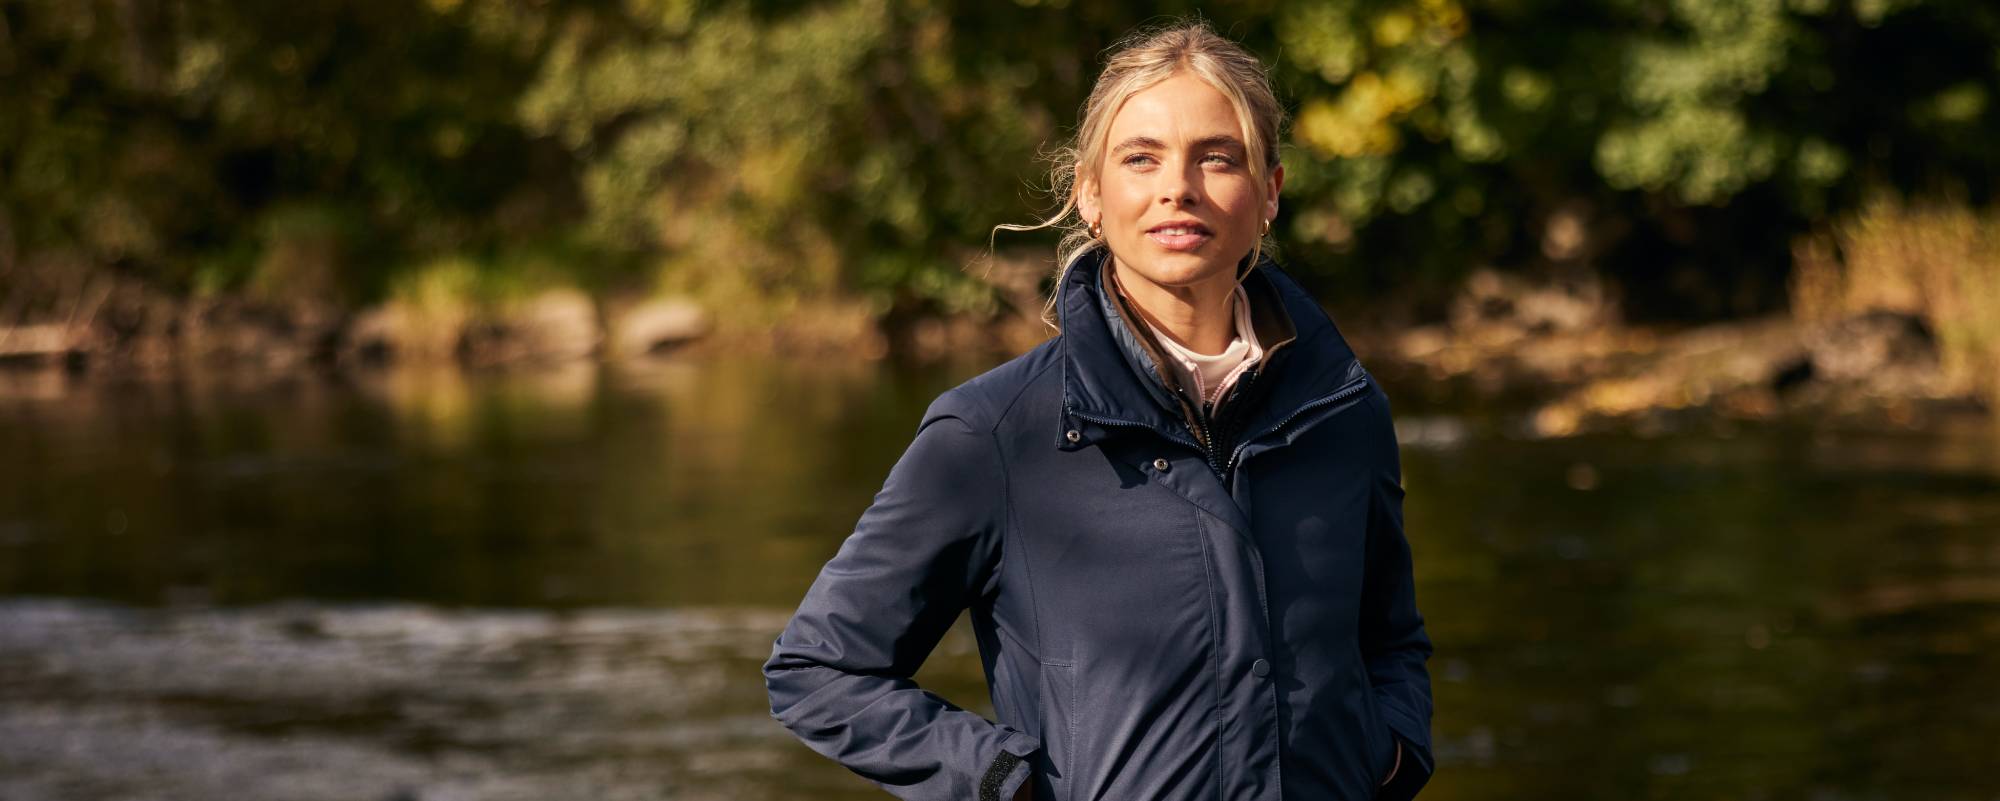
[994,20,1288,330]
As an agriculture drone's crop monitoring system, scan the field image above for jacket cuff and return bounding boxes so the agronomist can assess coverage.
[978,732,1039,801]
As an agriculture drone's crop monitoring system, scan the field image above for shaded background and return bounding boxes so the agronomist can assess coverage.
[3,1,2000,800]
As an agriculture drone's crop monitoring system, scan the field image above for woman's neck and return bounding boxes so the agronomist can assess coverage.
[1108,256,1240,356]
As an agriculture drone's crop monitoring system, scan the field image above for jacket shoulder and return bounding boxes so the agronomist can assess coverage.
[1361,378,1404,471]
[923,337,1062,434]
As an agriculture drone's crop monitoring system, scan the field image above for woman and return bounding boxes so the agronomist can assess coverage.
[764,22,1433,801]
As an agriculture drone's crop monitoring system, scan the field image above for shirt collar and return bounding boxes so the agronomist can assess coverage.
[1120,277,1264,407]
[1059,246,1357,452]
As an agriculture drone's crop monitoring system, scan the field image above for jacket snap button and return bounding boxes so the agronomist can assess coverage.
[1065,429,1081,443]
[1152,457,1170,471]
[1251,658,1271,677]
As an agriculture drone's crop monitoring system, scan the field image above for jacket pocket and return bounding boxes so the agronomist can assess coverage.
[1365,692,1397,789]
[1351,644,1395,789]
[1035,661,1077,801]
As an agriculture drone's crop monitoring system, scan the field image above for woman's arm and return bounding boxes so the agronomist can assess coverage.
[1358,389,1436,801]
[763,391,1039,801]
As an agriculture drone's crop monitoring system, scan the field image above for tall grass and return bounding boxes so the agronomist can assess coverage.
[385,259,484,361]
[1792,195,2000,406]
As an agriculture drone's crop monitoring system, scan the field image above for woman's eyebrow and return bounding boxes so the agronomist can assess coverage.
[1111,136,1168,154]
[1111,134,1247,154]
[1190,135,1247,152]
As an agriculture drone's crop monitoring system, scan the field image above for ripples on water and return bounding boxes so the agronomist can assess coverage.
[1,362,1997,800]
[0,600,808,801]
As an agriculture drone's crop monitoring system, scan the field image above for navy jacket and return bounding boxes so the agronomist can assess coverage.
[764,247,1435,801]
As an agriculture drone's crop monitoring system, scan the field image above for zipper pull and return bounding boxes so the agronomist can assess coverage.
[1212,368,1256,423]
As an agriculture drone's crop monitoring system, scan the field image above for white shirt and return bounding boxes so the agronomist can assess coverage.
[1114,274,1264,410]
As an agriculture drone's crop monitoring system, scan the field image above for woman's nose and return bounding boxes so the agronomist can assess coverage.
[1158,160,1200,206]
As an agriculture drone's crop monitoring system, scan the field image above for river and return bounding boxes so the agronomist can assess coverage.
[2,358,1996,800]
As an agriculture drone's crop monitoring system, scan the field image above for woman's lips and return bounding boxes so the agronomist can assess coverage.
[1146,228,1212,251]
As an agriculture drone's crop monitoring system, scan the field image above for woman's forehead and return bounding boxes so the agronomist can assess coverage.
[1106,74,1245,146]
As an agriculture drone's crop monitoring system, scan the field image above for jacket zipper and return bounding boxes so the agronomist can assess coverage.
[1066,407,1204,454]
[1200,378,1247,481]
[1068,373,1369,483]
[1223,374,1370,478]
[1171,383,1225,478]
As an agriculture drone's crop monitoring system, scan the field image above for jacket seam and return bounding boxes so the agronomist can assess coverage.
[1192,504,1226,799]
[995,355,1061,429]
[966,389,1033,801]
[989,411,1046,706]
[993,619,1055,665]
[982,356,1059,693]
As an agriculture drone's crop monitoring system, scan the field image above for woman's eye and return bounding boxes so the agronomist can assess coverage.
[1123,154,1157,167]
[1203,153,1238,166]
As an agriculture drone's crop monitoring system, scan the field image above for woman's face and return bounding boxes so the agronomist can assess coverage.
[1079,72,1282,296]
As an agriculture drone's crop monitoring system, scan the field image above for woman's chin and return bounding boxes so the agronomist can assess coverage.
[1120,252,1241,288]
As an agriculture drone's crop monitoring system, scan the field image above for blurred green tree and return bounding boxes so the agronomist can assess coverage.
[1,0,573,306]
[4,0,1997,328]
[1262,0,2000,318]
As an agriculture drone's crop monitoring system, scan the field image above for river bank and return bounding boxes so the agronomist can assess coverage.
[2,259,1990,437]
[1355,268,1992,437]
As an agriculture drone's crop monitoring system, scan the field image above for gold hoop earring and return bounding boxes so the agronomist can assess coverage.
[1089,219,1102,240]
[1262,218,1272,237]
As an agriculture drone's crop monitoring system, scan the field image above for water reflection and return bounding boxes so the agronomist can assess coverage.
[0,360,964,610]
[1,360,1997,800]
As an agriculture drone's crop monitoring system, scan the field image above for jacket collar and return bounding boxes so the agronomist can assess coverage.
[1056,245,1366,452]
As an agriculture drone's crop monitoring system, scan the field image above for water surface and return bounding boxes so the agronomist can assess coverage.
[1,360,1996,800]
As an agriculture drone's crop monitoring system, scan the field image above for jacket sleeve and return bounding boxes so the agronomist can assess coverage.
[763,393,1039,801]
[1359,389,1436,801]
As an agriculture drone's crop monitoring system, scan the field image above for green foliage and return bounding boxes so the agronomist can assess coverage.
[1262,0,2000,315]
[514,0,1080,317]
[1,0,575,301]
[5,0,2000,324]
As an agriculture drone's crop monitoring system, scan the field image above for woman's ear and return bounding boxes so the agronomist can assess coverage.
[1265,164,1285,221]
[1075,168,1100,226]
